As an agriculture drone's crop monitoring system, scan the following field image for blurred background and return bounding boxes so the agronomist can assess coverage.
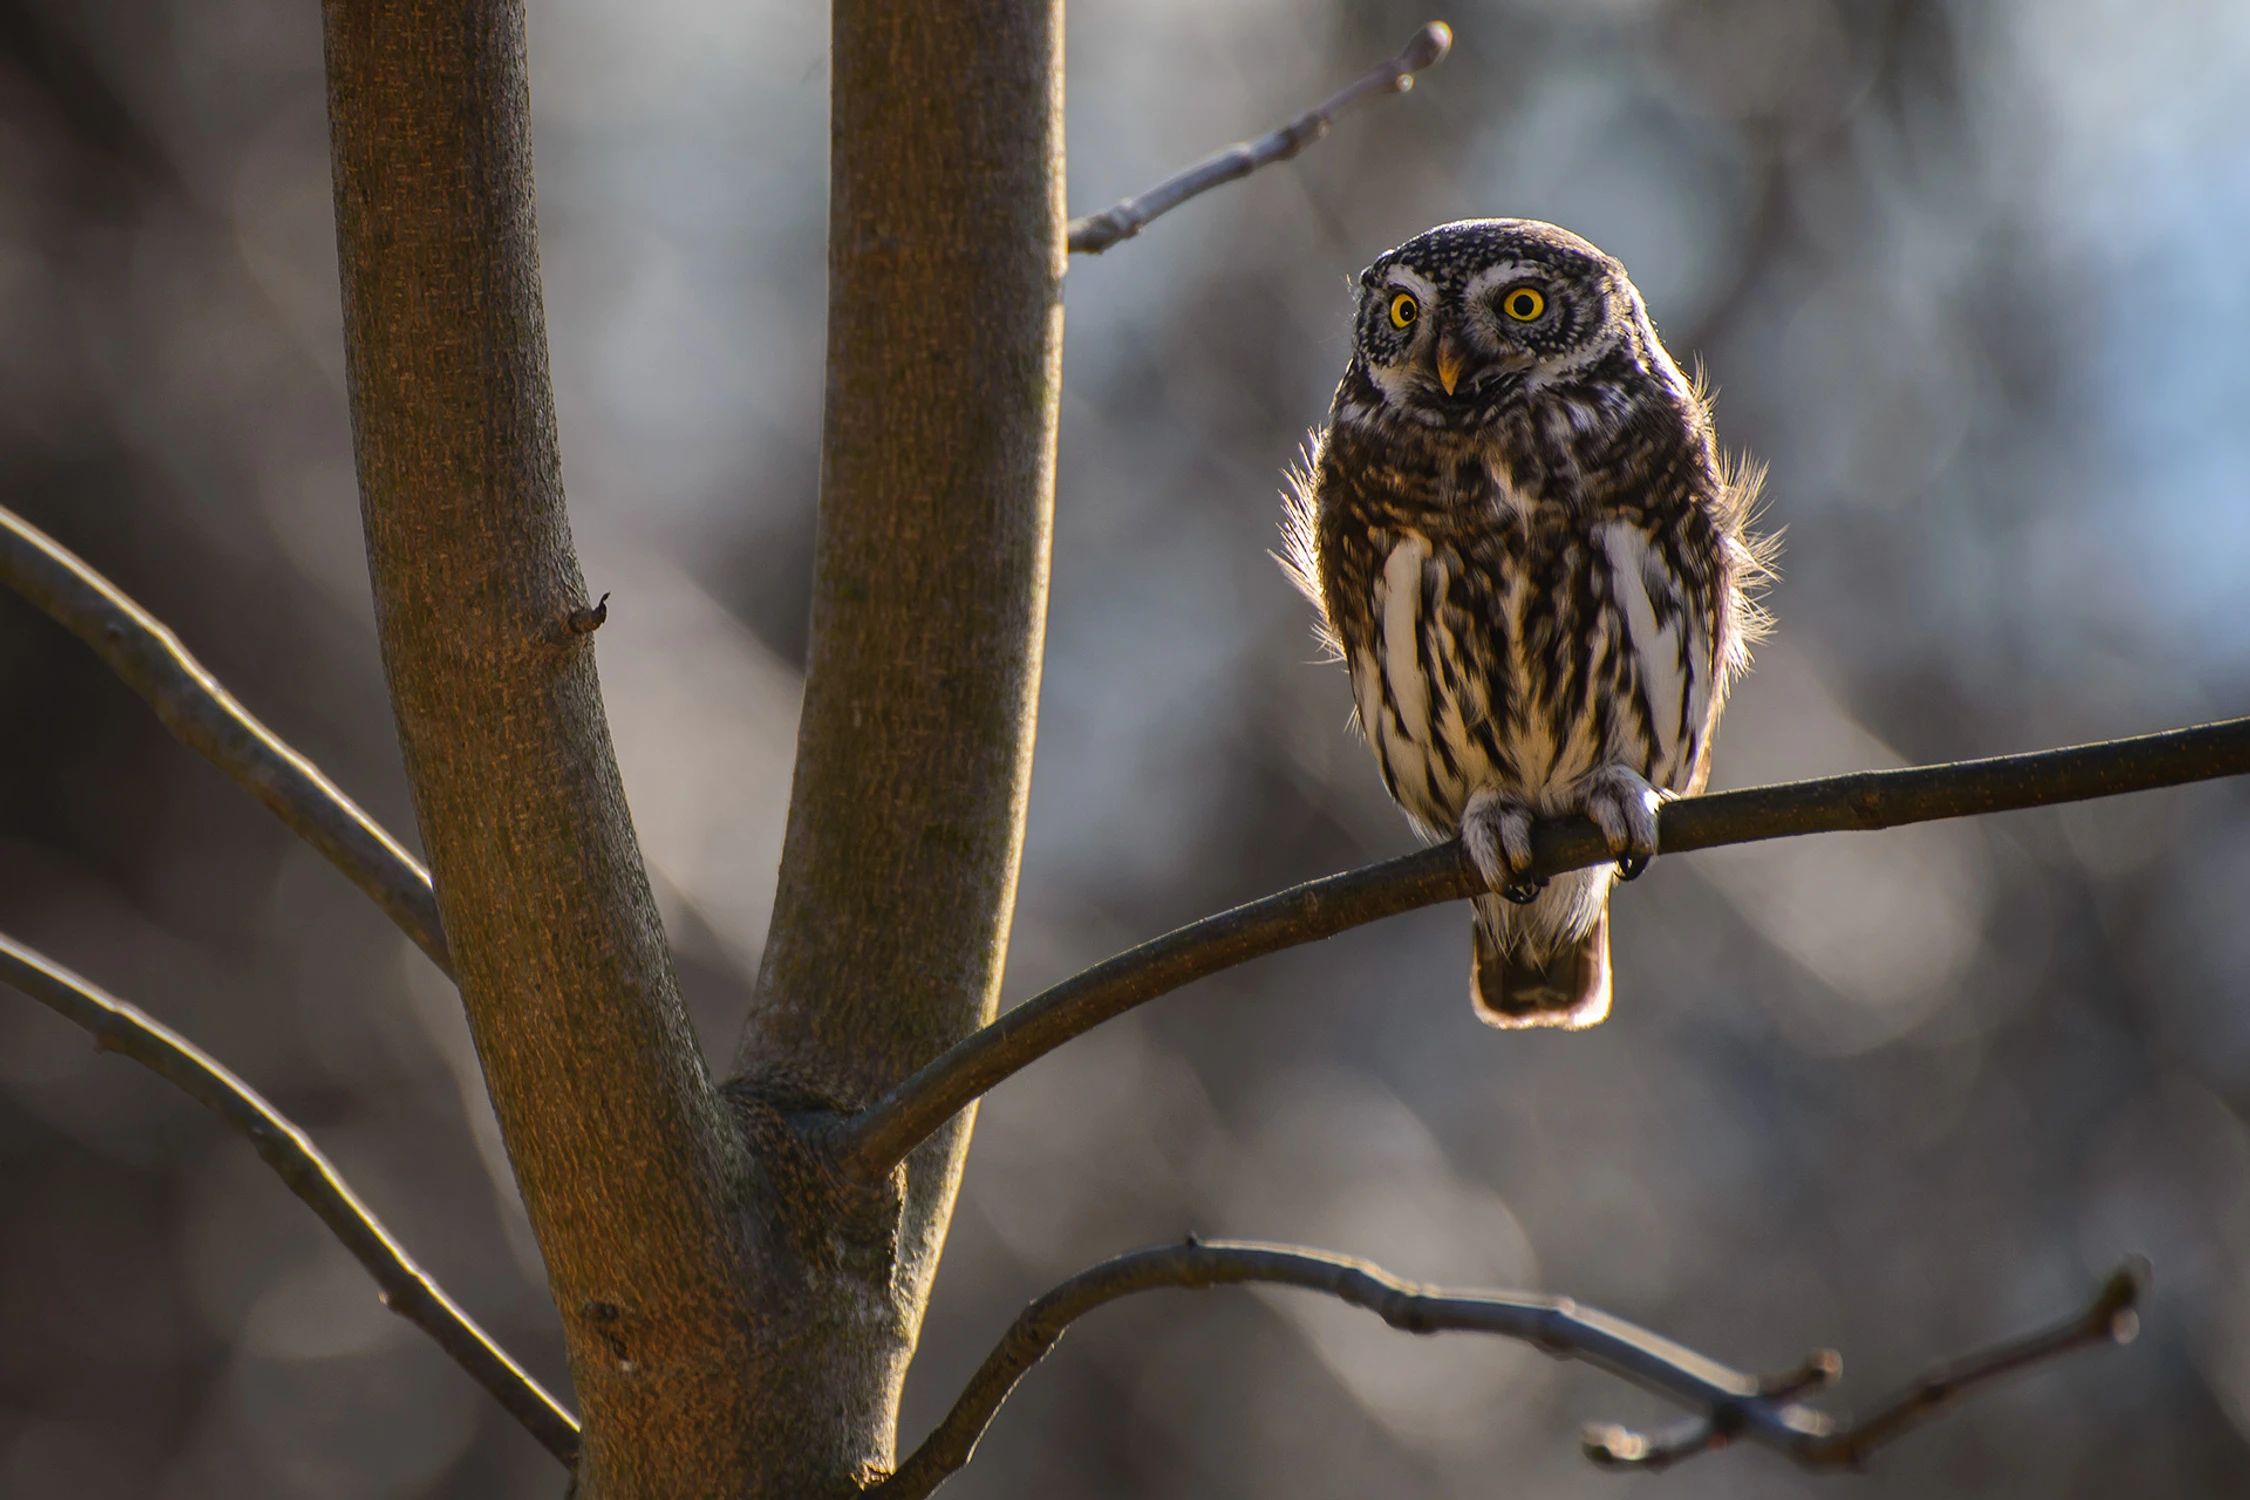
[3,0,2249,1494]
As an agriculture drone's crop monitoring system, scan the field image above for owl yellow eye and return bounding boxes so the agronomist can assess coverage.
[1388,292,1419,329]
[1501,286,1546,322]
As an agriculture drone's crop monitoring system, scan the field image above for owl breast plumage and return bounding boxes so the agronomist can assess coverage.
[1283,218,1768,1028]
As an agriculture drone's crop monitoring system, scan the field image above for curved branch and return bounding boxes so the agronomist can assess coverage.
[0,931,574,1465]
[872,1239,2144,1498]
[830,716,2250,1179]
[1067,22,1452,256]
[0,506,450,976]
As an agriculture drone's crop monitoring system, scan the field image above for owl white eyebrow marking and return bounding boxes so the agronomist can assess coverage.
[1460,263,1538,302]
[1381,268,1437,300]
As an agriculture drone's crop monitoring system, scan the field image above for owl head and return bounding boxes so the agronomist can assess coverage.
[1347,218,1671,429]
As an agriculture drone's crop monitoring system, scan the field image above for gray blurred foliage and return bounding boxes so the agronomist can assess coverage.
[2,0,2249,1494]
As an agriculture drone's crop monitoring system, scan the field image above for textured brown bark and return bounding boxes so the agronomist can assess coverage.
[323,2,759,1494]
[730,0,1064,1486]
[747,0,1062,1102]
[325,0,1060,1492]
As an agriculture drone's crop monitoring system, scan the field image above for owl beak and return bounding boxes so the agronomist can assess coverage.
[1434,330,1468,396]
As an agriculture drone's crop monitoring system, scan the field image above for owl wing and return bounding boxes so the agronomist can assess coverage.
[1597,519,1718,796]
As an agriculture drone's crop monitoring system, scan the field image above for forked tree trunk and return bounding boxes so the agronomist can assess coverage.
[321,0,1063,1493]
[729,0,1064,1487]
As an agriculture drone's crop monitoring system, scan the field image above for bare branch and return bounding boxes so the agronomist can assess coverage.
[829,716,2250,1180]
[871,1239,2145,1499]
[0,506,451,976]
[0,931,575,1466]
[1066,23,1452,256]
[1585,1257,2147,1470]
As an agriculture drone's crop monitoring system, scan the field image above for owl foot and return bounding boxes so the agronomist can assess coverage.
[1462,789,1543,904]
[1582,766,1663,881]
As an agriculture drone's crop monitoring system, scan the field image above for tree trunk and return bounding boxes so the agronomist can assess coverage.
[730,0,1065,1488]
[322,0,1062,1492]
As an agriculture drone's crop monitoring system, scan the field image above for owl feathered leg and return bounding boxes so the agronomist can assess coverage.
[1582,765,1664,880]
[1460,788,1537,899]
[1460,790,1611,1027]
[1459,766,1659,1029]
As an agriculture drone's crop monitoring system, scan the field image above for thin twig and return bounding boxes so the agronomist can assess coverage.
[1067,23,1452,255]
[1781,1258,2145,1467]
[830,716,2250,1180]
[0,932,575,1465]
[0,506,450,975]
[871,1239,2145,1498]
[1583,1257,2146,1469]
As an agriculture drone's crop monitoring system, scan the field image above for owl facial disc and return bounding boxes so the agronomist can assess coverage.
[1348,218,1659,429]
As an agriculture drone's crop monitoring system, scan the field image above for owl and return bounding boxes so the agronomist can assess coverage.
[1282,219,1770,1028]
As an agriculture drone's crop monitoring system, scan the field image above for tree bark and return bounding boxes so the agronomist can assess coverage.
[324,2,756,1494]
[730,0,1064,1489]
[325,0,1062,1492]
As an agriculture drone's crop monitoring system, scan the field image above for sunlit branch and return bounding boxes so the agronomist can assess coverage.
[870,1239,2143,1498]
[829,716,2250,1180]
[0,506,450,975]
[1066,22,1452,255]
[0,932,574,1465]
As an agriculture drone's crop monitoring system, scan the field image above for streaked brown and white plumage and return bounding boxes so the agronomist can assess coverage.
[1282,218,1770,1028]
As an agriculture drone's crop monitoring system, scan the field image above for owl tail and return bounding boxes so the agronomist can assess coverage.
[1472,906,1611,1030]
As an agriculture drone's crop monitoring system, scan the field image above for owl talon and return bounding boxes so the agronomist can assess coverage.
[1501,876,1546,906]
[1462,788,1539,897]
[1583,766,1663,865]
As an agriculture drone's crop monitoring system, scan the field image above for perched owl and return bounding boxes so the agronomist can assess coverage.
[1283,219,1770,1029]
